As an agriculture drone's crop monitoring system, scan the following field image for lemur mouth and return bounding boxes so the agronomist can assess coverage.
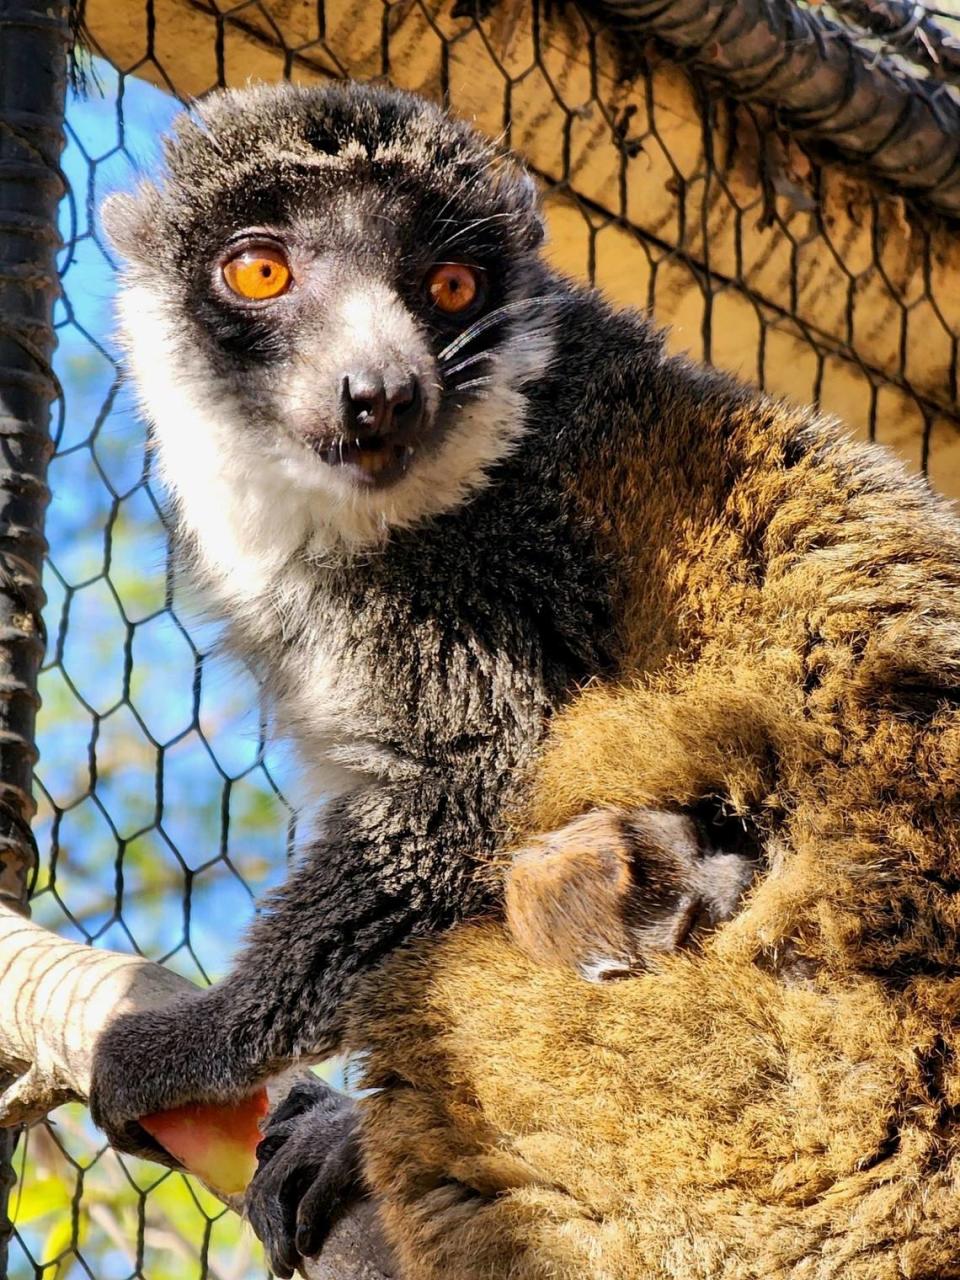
[301,374,430,487]
[310,434,417,488]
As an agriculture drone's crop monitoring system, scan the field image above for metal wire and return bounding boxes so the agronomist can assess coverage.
[589,0,960,216]
[0,1,69,1275]
[3,2,960,1278]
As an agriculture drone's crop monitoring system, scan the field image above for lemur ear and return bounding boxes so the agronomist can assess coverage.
[497,161,545,250]
[100,188,161,263]
[519,169,546,249]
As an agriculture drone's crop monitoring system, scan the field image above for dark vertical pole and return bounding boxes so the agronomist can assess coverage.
[0,0,69,1273]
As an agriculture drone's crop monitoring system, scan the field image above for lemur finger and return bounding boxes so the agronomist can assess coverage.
[267,1078,345,1130]
[293,1122,365,1259]
[247,1089,363,1274]
[89,1074,182,1166]
[246,1147,315,1280]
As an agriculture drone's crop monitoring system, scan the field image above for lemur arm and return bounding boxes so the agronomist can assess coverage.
[244,662,784,1276]
[88,771,492,1157]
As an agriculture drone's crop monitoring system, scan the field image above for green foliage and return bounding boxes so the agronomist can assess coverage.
[9,62,299,1280]
[13,1107,268,1279]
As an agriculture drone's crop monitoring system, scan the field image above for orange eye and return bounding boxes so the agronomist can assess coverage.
[222,246,292,301]
[425,263,482,315]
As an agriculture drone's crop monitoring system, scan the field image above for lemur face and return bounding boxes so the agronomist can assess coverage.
[103,82,555,566]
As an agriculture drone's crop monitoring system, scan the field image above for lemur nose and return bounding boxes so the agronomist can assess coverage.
[341,372,422,436]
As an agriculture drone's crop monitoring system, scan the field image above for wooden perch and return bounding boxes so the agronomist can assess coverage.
[831,0,960,87]
[590,0,960,218]
[0,902,395,1280]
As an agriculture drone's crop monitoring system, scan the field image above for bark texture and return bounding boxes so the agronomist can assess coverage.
[589,0,960,217]
[831,0,960,86]
[0,902,394,1280]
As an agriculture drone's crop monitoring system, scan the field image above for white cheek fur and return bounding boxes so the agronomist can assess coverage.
[115,281,554,615]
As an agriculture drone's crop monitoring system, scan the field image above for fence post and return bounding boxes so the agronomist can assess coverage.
[0,0,70,1271]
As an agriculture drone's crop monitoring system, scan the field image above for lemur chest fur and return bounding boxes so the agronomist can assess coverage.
[223,518,605,809]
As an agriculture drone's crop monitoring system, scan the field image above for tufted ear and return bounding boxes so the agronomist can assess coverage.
[100,187,162,263]
[495,159,545,250]
[516,166,546,249]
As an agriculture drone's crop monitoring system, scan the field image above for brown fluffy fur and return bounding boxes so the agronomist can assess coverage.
[351,927,960,1280]
[341,374,960,1278]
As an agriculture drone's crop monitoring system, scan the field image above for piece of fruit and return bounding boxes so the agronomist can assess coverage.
[139,1088,270,1195]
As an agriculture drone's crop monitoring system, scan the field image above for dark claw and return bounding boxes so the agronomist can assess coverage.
[246,1078,364,1278]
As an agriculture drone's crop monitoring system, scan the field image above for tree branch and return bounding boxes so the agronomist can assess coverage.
[587,0,960,218]
[0,902,395,1280]
[830,0,960,88]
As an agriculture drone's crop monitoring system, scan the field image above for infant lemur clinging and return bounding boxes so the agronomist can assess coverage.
[93,74,754,1142]
[89,77,960,1250]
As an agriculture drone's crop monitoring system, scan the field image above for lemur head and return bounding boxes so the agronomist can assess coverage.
[103,81,555,585]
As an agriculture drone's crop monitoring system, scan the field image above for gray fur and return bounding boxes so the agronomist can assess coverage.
[90,82,619,1152]
[81,81,960,1278]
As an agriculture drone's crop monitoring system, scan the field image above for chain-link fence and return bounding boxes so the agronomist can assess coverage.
[4,0,960,1276]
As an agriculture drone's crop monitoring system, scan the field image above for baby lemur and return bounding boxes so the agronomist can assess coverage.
[89,79,960,1276]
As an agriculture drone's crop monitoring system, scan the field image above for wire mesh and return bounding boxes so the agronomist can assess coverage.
[5,1,960,1277]
[0,0,69,1276]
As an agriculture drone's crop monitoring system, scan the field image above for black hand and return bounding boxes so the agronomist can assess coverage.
[246,1079,364,1279]
[89,988,247,1158]
[89,776,493,1155]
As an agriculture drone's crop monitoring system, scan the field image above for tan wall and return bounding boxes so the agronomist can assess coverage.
[82,0,960,496]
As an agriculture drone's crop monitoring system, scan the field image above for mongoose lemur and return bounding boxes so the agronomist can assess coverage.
[90,81,960,1277]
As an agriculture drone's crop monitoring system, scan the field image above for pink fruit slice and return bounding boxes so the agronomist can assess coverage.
[140,1088,270,1195]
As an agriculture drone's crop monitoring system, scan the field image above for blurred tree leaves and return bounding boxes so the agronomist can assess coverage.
[9,63,300,1280]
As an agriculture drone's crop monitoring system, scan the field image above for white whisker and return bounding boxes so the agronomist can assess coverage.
[449,376,495,393]
[431,154,505,227]
[437,293,567,364]
[434,211,519,253]
[442,350,492,379]
[440,330,556,379]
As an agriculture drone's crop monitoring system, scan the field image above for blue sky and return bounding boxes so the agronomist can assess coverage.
[33,62,298,987]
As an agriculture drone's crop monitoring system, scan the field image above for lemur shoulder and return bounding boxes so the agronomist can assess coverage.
[89,80,960,1278]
